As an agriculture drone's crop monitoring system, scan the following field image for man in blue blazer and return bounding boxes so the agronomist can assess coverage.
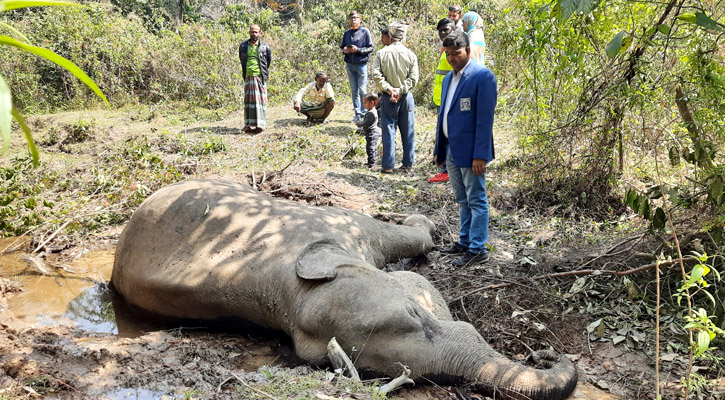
[434,31,497,267]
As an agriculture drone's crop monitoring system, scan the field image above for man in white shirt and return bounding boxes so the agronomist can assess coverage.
[293,72,336,124]
[434,31,497,267]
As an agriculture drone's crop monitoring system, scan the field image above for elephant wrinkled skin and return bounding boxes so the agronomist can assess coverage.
[112,179,577,400]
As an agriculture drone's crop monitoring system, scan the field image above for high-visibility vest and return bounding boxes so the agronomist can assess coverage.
[433,51,453,106]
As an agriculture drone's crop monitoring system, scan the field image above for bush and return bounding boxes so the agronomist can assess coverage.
[1,1,454,113]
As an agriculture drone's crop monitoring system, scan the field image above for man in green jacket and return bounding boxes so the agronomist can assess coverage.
[239,24,272,134]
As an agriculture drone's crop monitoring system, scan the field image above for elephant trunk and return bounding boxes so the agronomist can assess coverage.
[385,214,434,259]
[473,351,578,400]
[426,322,578,400]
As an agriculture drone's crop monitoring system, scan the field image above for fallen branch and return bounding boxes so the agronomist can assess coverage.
[448,257,696,304]
[32,220,72,254]
[581,234,644,266]
[231,372,279,400]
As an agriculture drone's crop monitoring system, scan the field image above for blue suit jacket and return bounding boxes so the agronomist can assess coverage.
[435,61,497,167]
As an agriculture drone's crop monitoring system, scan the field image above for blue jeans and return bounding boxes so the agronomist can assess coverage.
[446,148,489,254]
[380,92,415,170]
[345,63,367,117]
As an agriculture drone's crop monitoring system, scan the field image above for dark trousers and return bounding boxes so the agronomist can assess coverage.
[365,128,381,166]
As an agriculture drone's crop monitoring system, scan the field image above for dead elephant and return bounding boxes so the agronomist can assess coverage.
[112,179,577,399]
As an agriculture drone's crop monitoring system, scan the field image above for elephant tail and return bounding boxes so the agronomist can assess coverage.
[473,350,578,400]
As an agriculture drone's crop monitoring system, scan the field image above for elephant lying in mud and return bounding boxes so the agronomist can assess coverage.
[112,179,577,399]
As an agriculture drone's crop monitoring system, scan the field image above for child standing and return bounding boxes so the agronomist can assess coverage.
[356,93,381,168]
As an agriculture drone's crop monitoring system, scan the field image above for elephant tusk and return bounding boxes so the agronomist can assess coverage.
[326,337,361,381]
[378,364,414,394]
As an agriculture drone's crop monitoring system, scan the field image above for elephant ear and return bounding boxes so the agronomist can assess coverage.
[296,239,370,281]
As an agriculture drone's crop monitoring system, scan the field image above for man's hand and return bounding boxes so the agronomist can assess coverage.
[390,88,401,103]
[293,101,301,112]
[343,45,358,54]
[472,159,487,176]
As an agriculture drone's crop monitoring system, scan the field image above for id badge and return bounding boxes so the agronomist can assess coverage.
[460,98,471,111]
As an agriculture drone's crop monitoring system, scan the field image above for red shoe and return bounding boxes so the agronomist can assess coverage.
[428,172,449,183]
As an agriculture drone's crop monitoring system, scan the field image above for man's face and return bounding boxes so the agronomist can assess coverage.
[249,25,261,41]
[445,46,470,72]
[381,33,391,46]
[315,76,328,88]
[348,14,361,29]
[448,10,462,22]
[438,24,454,41]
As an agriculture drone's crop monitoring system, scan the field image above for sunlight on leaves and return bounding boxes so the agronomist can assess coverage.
[606,32,625,59]
[558,0,599,22]
[678,12,723,31]
[0,21,30,43]
[0,0,83,12]
[11,107,38,165]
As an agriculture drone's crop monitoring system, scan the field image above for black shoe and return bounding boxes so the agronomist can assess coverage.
[399,165,412,171]
[439,243,467,255]
[452,251,489,267]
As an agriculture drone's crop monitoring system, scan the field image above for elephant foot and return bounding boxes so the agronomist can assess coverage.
[379,364,415,394]
[326,337,360,381]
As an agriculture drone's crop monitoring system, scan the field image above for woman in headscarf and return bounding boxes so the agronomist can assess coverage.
[461,11,486,66]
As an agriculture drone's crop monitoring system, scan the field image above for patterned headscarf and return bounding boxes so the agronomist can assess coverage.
[461,11,484,35]
[389,21,409,40]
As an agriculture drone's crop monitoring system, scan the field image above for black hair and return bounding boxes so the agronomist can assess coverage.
[364,92,379,102]
[381,28,390,36]
[315,71,327,80]
[349,10,360,17]
[442,30,469,49]
[437,18,455,30]
[448,5,462,13]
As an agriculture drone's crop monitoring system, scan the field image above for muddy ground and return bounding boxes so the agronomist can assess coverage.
[1,103,723,399]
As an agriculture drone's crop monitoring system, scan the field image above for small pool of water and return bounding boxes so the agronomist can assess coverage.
[0,240,138,335]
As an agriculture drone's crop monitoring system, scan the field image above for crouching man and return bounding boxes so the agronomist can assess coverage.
[293,72,336,124]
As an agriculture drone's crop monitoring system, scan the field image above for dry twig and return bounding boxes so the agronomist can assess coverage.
[231,372,279,400]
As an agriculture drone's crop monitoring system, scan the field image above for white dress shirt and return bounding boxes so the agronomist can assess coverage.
[442,59,473,138]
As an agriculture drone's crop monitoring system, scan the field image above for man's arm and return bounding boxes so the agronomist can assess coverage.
[371,52,394,94]
[356,29,374,55]
[340,30,349,52]
[293,83,311,104]
[473,69,497,164]
[400,52,419,94]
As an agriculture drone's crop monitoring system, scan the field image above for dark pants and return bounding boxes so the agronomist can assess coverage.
[365,128,381,166]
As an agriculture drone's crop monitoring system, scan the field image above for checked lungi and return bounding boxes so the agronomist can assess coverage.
[300,98,332,120]
[244,76,267,129]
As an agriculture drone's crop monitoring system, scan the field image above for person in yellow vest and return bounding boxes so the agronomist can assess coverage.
[428,18,456,183]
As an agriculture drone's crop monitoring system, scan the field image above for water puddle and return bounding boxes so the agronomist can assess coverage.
[0,238,124,334]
